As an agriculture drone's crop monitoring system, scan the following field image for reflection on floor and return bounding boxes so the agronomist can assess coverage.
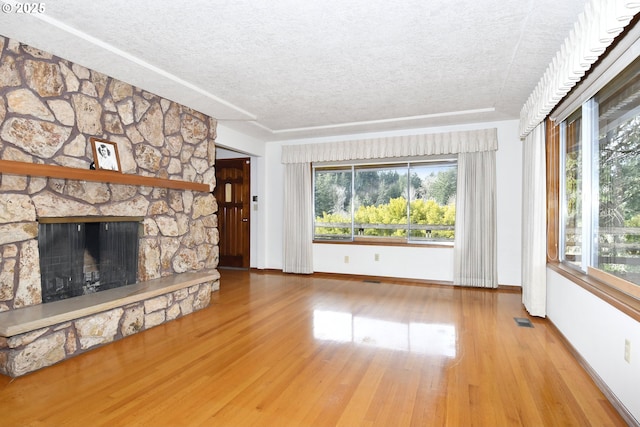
[313,309,456,357]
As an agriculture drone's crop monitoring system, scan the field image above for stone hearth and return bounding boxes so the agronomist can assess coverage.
[0,270,218,377]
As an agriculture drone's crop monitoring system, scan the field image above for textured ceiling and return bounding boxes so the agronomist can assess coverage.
[0,0,588,140]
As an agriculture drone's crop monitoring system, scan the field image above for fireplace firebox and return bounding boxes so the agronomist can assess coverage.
[38,217,142,303]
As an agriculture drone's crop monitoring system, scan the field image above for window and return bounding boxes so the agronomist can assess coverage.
[561,109,582,268]
[560,56,640,286]
[313,160,457,244]
[313,168,352,240]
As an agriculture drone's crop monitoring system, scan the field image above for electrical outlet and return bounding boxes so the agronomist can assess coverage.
[374,253,380,261]
[625,339,631,363]
[344,255,349,264]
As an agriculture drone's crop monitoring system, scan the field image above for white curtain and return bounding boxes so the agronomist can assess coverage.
[521,123,547,317]
[282,163,314,274]
[453,150,497,288]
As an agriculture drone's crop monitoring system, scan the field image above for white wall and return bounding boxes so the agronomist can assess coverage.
[495,121,523,286]
[314,243,454,281]
[263,120,522,285]
[265,142,284,269]
[547,269,640,422]
[216,124,266,157]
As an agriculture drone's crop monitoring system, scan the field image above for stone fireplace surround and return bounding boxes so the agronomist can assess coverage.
[0,36,221,376]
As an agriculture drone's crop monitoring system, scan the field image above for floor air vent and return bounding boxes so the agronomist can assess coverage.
[363,280,381,284]
[514,317,534,328]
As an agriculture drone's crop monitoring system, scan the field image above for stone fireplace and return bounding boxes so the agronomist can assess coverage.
[0,35,220,376]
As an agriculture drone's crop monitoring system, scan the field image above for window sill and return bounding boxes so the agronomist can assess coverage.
[547,262,640,322]
[313,238,454,249]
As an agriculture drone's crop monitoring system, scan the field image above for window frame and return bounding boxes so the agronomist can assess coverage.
[559,71,640,292]
[312,158,457,247]
[550,26,640,320]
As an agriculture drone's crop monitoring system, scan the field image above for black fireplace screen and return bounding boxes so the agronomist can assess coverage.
[38,221,139,303]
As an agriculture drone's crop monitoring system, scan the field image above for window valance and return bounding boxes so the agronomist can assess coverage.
[281,128,498,164]
[519,0,640,138]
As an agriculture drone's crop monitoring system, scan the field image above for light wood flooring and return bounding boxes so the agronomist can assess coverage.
[0,269,627,426]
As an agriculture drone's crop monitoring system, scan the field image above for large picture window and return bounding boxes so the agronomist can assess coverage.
[314,160,457,244]
[560,56,640,286]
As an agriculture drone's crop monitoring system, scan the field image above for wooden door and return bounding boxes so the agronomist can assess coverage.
[214,158,251,268]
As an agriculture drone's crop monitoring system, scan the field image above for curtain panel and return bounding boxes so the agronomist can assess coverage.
[453,151,498,288]
[281,128,497,163]
[521,123,547,316]
[282,163,314,274]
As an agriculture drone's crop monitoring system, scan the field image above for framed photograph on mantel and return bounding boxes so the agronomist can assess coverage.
[90,137,122,172]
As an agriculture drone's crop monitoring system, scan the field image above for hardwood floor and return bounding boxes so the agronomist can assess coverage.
[0,269,626,426]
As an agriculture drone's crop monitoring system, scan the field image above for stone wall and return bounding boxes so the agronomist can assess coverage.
[0,34,219,312]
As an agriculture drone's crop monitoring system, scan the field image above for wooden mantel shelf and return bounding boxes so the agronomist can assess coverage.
[0,159,212,192]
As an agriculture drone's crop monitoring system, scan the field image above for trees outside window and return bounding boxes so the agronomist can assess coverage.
[314,161,457,244]
[562,110,582,268]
